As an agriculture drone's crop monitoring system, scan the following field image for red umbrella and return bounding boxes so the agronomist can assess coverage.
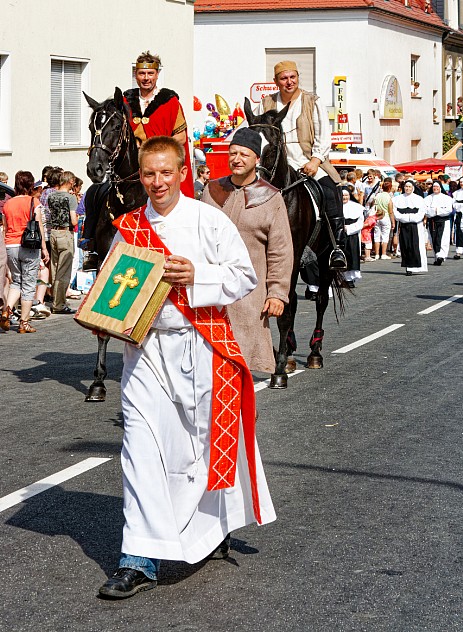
[394,157,461,173]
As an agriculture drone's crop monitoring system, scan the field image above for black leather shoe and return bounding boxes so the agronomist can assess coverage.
[406,271,413,276]
[52,306,76,314]
[453,254,461,260]
[207,534,231,559]
[99,568,157,599]
[304,287,317,301]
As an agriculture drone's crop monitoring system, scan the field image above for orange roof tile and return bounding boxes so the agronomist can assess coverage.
[195,0,447,30]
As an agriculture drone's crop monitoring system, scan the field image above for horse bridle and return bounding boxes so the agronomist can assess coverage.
[88,108,139,204]
[248,123,284,183]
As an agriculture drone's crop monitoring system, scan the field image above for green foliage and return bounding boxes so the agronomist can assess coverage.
[443,130,459,154]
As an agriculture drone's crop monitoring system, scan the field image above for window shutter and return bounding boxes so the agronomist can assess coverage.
[50,59,63,144]
[265,48,316,93]
[64,61,81,144]
[50,59,82,145]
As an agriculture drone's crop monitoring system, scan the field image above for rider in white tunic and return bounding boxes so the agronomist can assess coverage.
[99,137,276,600]
[452,177,463,259]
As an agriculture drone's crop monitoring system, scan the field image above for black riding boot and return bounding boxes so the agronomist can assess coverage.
[328,216,348,271]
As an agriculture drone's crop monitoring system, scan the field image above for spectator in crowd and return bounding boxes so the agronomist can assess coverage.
[0,210,7,312]
[393,180,427,276]
[437,173,450,193]
[31,181,51,318]
[373,181,395,260]
[68,177,84,299]
[0,171,12,215]
[425,180,453,265]
[354,169,365,204]
[48,171,78,314]
[194,165,210,200]
[342,187,364,288]
[363,169,381,212]
[452,176,463,259]
[0,171,49,333]
[338,170,348,185]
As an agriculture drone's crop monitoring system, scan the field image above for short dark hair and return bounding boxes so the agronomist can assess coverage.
[14,171,34,195]
[197,165,209,178]
[59,171,75,186]
[48,167,63,188]
[382,181,392,192]
[41,165,53,182]
[139,136,185,169]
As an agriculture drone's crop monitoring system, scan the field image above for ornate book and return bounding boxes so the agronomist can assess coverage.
[74,242,171,345]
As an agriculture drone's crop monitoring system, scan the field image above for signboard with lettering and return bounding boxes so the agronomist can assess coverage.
[379,75,403,119]
[333,76,347,132]
[331,132,363,144]
[250,82,277,103]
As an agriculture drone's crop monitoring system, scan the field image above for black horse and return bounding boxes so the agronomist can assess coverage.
[83,87,147,401]
[244,98,346,388]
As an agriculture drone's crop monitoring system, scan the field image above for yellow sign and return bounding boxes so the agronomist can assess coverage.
[379,75,403,119]
[333,76,347,132]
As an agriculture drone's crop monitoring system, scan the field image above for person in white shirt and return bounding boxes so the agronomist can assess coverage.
[425,180,453,265]
[257,60,347,270]
[452,177,463,259]
[98,136,275,599]
[393,180,428,276]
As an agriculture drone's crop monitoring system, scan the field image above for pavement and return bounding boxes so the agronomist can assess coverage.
[1,251,462,632]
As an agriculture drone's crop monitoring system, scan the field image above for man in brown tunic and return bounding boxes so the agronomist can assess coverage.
[202,128,293,373]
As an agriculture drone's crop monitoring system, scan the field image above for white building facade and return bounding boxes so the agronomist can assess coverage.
[0,0,194,184]
[194,3,447,165]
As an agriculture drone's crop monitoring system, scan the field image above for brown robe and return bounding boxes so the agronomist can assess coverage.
[202,177,293,373]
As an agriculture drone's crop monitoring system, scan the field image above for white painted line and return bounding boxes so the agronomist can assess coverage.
[0,457,112,514]
[332,324,405,354]
[417,295,463,315]
[254,369,305,392]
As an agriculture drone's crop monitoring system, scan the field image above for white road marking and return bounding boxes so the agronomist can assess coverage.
[332,324,405,354]
[417,295,463,315]
[254,369,305,392]
[0,457,112,514]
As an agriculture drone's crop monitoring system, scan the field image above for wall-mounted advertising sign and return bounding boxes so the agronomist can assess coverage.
[333,76,347,131]
[379,75,403,119]
[250,82,277,103]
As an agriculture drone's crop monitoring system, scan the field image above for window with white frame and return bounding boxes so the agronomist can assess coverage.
[50,57,89,146]
[0,53,11,152]
[265,48,316,92]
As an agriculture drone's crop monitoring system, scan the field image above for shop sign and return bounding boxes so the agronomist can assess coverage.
[250,82,277,103]
[379,75,403,119]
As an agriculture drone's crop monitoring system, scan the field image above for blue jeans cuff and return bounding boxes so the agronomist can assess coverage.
[119,553,160,580]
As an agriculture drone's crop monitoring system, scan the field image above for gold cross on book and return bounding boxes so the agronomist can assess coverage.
[109,267,139,308]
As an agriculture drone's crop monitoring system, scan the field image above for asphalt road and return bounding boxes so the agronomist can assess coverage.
[1,252,462,632]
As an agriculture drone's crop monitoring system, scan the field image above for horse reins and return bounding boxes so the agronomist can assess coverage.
[89,108,140,206]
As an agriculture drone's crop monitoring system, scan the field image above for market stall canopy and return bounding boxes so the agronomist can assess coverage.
[394,157,461,173]
[441,142,462,161]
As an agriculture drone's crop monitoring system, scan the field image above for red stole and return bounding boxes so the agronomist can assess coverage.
[113,206,262,524]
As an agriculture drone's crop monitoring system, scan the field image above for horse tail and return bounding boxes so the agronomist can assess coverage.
[330,270,352,322]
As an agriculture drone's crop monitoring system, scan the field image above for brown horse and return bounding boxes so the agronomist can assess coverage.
[244,98,346,388]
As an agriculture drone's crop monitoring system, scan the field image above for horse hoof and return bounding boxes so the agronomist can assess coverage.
[269,374,288,389]
[85,385,107,402]
[305,356,323,369]
[285,357,297,374]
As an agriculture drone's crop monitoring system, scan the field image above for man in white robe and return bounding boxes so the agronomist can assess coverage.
[99,136,276,599]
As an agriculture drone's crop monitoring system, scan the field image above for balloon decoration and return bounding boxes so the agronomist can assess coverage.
[195,95,245,145]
